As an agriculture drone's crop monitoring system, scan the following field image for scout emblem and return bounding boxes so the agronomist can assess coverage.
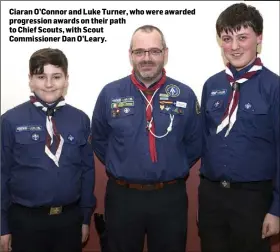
[31,133,40,141]
[165,84,180,97]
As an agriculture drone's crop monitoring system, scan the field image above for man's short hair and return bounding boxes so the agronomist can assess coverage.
[216,3,263,37]
[130,25,167,49]
[29,48,68,76]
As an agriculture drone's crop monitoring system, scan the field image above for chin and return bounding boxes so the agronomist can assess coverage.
[41,95,60,104]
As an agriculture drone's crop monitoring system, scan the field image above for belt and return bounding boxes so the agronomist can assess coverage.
[200,174,272,190]
[12,201,78,215]
[111,176,186,191]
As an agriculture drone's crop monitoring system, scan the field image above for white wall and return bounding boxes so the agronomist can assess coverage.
[1,1,279,117]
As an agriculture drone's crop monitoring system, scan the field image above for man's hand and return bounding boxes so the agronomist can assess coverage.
[262,213,280,239]
[81,224,90,243]
[0,234,11,252]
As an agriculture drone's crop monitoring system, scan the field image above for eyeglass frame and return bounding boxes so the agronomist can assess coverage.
[130,47,166,57]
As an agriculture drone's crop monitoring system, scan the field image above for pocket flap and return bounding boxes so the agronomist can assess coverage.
[15,131,46,144]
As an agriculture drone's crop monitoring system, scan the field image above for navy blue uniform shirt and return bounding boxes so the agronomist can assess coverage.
[91,75,202,183]
[1,101,96,235]
[200,64,280,217]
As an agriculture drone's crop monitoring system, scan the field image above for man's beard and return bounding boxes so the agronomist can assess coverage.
[134,60,164,82]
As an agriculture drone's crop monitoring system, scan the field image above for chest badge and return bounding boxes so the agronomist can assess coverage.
[245,103,252,110]
[165,84,180,97]
[68,134,75,142]
[31,133,40,141]
[124,108,130,113]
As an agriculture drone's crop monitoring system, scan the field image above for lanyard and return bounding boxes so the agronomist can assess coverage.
[139,89,174,138]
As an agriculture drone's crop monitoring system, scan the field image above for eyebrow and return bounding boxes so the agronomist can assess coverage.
[37,72,63,75]
[222,33,250,37]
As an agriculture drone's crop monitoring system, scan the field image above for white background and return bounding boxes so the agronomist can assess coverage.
[1,1,279,117]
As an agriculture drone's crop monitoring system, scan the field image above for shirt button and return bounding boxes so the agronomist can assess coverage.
[224,164,227,167]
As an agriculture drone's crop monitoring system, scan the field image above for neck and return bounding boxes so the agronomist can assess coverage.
[32,93,62,107]
[136,72,162,88]
[235,56,257,71]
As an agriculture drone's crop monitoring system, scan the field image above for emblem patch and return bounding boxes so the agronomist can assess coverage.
[244,103,252,110]
[31,133,40,141]
[210,89,227,96]
[165,84,180,97]
[16,125,43,132]
[111,96,135,108]
[212,100,223,109]
[67,134,75,142]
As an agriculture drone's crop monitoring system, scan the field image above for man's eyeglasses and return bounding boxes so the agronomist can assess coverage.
[131,48,164,57]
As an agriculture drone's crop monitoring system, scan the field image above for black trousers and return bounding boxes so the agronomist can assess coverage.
[8,203,83,252]
[104,178,188,252]
[198,176,273,252]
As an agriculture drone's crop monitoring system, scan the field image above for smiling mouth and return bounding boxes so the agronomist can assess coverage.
[231,53,243,57]
[141,64,154,69]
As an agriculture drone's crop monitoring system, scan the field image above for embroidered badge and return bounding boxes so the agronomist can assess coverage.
[111,108,120,118]
[67,134,75,142]
[31,133,40,141]
[245,103,252,110]
[111,97,134,108]
[16,125,43,132]
[210,89,227,96]
[165,84,180,97]
[123,108,130,113]
[175,101,187,108]
[213,100,223,109]
[159,93,169,100]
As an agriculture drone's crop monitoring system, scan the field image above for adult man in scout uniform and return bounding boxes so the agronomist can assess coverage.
[1,48,96,252]
[91,25,202,252]
[198,3,280,252]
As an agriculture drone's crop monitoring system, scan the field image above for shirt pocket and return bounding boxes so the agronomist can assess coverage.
[238,102,271,133]
[14,131,46,161]
[62,132,87,164]
[205,99,225,125]
[109,107,135,137]
[159,107,184,128]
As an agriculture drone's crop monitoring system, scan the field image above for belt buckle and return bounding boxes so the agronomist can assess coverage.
[142,184,155,191]
[220,180,230,188]
[49,206,62,215]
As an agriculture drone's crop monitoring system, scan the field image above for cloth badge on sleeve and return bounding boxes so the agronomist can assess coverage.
[165,84,180,97]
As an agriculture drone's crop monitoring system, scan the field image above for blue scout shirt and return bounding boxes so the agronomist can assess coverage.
[200,64,280,217]
[1,101,96,235]
[91,75,202,183]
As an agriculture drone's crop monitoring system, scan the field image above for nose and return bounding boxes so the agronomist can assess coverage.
[143,51,151,60]
[45,78,54,88]
[231,38,240,50]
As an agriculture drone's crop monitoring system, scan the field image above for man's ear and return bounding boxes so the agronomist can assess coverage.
[164,47,169,66]
[129,49,133,67]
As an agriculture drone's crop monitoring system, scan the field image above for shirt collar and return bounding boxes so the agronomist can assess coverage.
[229,59,256,79]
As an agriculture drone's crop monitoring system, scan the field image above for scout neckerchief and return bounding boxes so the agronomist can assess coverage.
[131,69,166,162]
[30,94,65,167]
[216,57,263,137]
